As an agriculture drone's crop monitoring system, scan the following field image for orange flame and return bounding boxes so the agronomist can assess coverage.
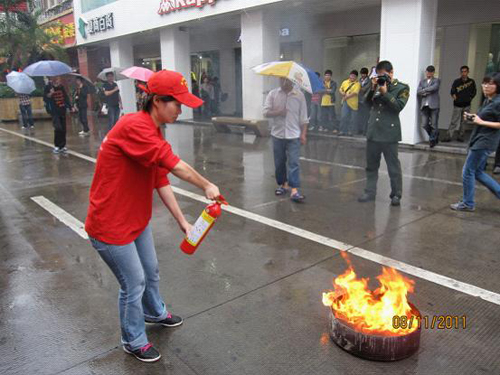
[322,257,417,336]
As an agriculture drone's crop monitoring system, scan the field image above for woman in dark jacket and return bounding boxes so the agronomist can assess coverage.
[450,73,500,212]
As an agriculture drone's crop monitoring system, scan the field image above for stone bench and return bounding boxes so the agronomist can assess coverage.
[212,116,270,137]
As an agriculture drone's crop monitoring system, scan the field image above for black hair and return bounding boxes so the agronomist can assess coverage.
[350,70,359,76]
[360,67,369,75]
[482,73,500,94]
[376,60,393,73]
[142,94,176,113]
[105,72,114,77]
[324,69,332,76]
[460,65,470,72]
[426,65,436,73]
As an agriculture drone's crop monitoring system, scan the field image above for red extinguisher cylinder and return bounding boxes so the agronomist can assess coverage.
[180,196,227,255]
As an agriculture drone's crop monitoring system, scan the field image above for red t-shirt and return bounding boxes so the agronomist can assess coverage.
[85,111,180,245]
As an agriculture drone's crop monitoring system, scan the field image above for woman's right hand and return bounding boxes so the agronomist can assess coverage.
[204,183,221,201]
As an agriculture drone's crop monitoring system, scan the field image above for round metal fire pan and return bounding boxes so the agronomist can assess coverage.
[329,303,421,362]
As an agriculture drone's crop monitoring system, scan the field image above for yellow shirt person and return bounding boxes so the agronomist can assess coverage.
[340,74,361,111]
[321,81,335,106]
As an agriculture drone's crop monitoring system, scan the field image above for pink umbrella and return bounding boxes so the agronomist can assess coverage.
[121,66,154,82]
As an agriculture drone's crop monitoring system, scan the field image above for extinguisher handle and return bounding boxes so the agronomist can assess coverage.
[216,194,229,206]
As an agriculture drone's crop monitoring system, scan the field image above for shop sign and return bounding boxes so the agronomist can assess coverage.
[158,0,216,15]
[80,13,114,38]
[280,28,290,37]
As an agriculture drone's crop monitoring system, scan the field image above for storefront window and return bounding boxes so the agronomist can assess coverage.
[280,42,303,63]
[191,51,220,85]
[81,0,118,13]
[323,33,380,105]
[467,22,500,111]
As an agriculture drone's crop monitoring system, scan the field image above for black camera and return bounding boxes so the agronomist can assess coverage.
[377,74,391,86]
[465,114,476,122]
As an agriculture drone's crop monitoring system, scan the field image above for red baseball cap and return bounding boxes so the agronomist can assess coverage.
[142,70,203,108]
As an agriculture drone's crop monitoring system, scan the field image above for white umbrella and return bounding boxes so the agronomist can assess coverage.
[23,60,72,77]
[6,71,36,94]
[97,67,128,81]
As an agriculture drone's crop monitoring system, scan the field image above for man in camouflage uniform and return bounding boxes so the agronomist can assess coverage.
[358,60,410,207]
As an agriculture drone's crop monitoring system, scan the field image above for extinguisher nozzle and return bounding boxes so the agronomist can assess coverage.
[216,194,229,206]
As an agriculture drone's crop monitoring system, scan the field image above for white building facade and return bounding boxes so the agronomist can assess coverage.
[74,0,500,145]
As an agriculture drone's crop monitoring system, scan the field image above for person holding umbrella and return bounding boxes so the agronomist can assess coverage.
[264,77,308,203]
[6,71,36,130]
[85,70,221,363]
[44,76,71,154]
[18,93,34,130]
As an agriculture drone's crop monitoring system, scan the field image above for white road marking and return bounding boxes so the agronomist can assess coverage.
[31,196,88,240]
[2,127,500,306]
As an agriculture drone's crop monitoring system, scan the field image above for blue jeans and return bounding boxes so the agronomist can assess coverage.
[462,149,500,207]
[340,102,357,134]
[20,104,34,128]
[309,103,321,128]
[321,105,338,131]
[107,105,121,131]
[90,224,168,351]
[421,106,440,142]
[272,136,301,189]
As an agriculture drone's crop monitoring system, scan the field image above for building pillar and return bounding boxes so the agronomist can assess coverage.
[438,25,470,129]
[380,0,438,145]
[109,39,136,114]
[77,47,89,77]
[241,10,280,120]
[160,27,193,120]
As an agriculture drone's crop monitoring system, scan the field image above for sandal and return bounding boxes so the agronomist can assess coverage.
[275,186,288,196]
[290,192,305,203]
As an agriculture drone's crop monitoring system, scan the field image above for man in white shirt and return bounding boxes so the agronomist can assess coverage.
[264,78,308,202]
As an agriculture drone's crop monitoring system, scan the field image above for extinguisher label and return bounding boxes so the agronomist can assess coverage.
[186,210,215,246]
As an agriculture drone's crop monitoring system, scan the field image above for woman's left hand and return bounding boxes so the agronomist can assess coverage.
[473,115,484,125]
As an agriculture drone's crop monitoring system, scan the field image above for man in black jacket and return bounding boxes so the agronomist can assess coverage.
[44,76,71,154]
[74,77,90,136]
[444,66,477,142]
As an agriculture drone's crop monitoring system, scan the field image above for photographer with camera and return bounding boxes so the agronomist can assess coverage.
[358,60,410,207]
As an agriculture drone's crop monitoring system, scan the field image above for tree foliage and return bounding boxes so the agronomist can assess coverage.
[0,0,68,74]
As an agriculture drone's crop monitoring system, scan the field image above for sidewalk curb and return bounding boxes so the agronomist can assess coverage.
[175,119,496,158]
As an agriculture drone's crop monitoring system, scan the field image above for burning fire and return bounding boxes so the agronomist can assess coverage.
[322,256,417,336]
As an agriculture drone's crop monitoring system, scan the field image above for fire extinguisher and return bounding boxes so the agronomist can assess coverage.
[180,195,228,255]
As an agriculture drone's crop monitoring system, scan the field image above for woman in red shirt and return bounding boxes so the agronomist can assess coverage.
[86,70,220,363]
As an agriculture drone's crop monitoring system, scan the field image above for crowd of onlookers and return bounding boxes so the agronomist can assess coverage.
[192,73,226,120]
[304,65,500,175]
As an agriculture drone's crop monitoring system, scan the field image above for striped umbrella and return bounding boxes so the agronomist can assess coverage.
[252,61,324,94]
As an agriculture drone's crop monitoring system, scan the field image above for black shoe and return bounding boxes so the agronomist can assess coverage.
[358,193,375,203]
[123,343,161,363]
[391,196,401,206]
[429,140,436,148]
[146,313,183,327]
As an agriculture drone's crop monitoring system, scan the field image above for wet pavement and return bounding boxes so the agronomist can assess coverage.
[0,114,499,375]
